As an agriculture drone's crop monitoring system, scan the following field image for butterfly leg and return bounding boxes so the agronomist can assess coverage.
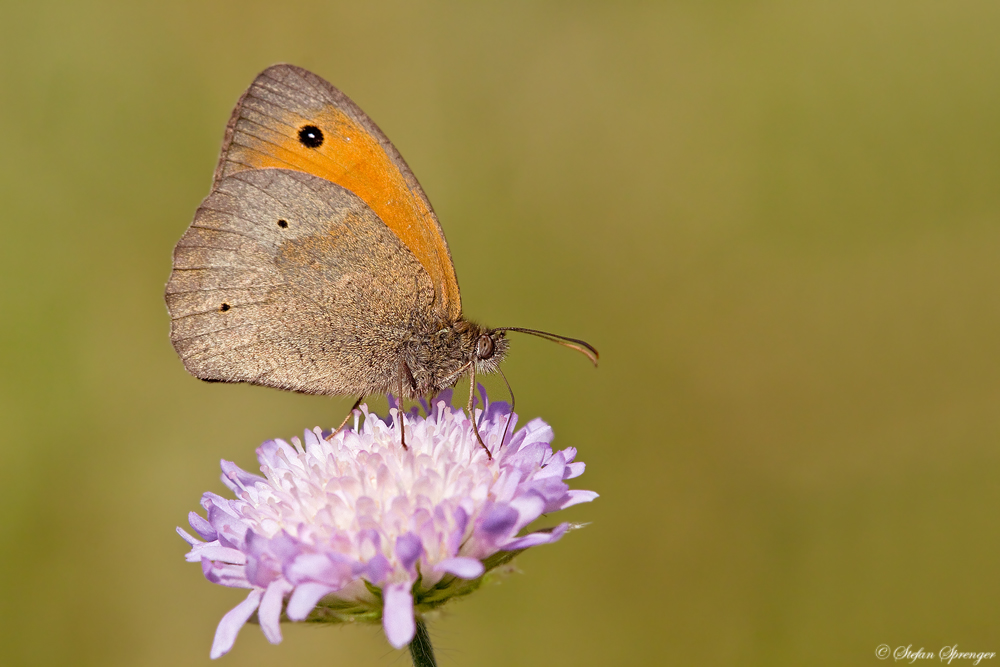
[467,363,493,461]
[325,395,364,441]
[395,362,413,451]
[398,403,407,450]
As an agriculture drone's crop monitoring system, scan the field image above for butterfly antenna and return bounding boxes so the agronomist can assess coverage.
[498,367,515,452]
[467,362,492,460]
[493,327,599,366]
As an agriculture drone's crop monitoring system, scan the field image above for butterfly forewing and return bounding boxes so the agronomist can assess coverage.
[212,64,461,321]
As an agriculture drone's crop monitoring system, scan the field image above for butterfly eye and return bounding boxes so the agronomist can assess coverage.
[298,125,324,148]
[476,334,494,360]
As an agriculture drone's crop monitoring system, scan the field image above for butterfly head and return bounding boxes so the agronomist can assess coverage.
[473,329,509,375]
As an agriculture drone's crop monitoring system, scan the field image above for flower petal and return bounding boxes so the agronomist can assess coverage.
[557,489,599,510]
[303,427,322,451]
[202,559,252,588]
[435,557,484,579]
[258,438,298,467]
[508,493,546,532]
[506,442,548,470]
[285,552,353,588]
[258,579,294,644]
[434,388,454,408]
[286,582,337,621]
[478,504,519,540]
[503,522,570,550]
[177,526,203,546]
[395,533,424,572]
[188,512,218,541]
[206,504,249,549]
[382,582,416,649]
[187,544,247,564]
[220,460,265,495]
[210,588,263,659]
[535,451,567,479]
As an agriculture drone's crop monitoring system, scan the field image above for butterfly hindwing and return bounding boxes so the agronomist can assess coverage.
[166,168,436,396]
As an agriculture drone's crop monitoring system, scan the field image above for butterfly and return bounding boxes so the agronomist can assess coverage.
[165,64,597,455]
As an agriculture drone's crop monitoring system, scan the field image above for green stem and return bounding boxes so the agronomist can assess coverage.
[408,617,437,667]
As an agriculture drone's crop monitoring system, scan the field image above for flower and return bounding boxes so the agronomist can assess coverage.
[177,388,598,658]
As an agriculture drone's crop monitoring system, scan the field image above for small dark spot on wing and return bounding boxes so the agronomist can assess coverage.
[219,303,231,312]
[298,125,324,148]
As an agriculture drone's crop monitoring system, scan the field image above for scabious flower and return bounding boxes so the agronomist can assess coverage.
[177,389,597,658]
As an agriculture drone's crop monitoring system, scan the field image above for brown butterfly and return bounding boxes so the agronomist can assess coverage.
[165,64,597,455]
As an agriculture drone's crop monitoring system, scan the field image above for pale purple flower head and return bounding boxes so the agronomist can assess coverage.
[178,389,597,658]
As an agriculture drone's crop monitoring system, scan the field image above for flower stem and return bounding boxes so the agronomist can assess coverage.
[408,617,437,667]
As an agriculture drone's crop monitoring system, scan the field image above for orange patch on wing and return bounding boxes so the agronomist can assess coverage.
[227,106,460,321]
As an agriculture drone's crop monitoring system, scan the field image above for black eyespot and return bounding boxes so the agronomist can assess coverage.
[298,125,324,148]
[219,303,231,312]
[476,334,495,360]
[277,219,288,228]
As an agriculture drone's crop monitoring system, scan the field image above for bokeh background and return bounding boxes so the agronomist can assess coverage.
[2,1,1000,665]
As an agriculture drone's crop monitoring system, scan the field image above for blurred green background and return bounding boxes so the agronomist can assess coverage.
[2,1,1000,665]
